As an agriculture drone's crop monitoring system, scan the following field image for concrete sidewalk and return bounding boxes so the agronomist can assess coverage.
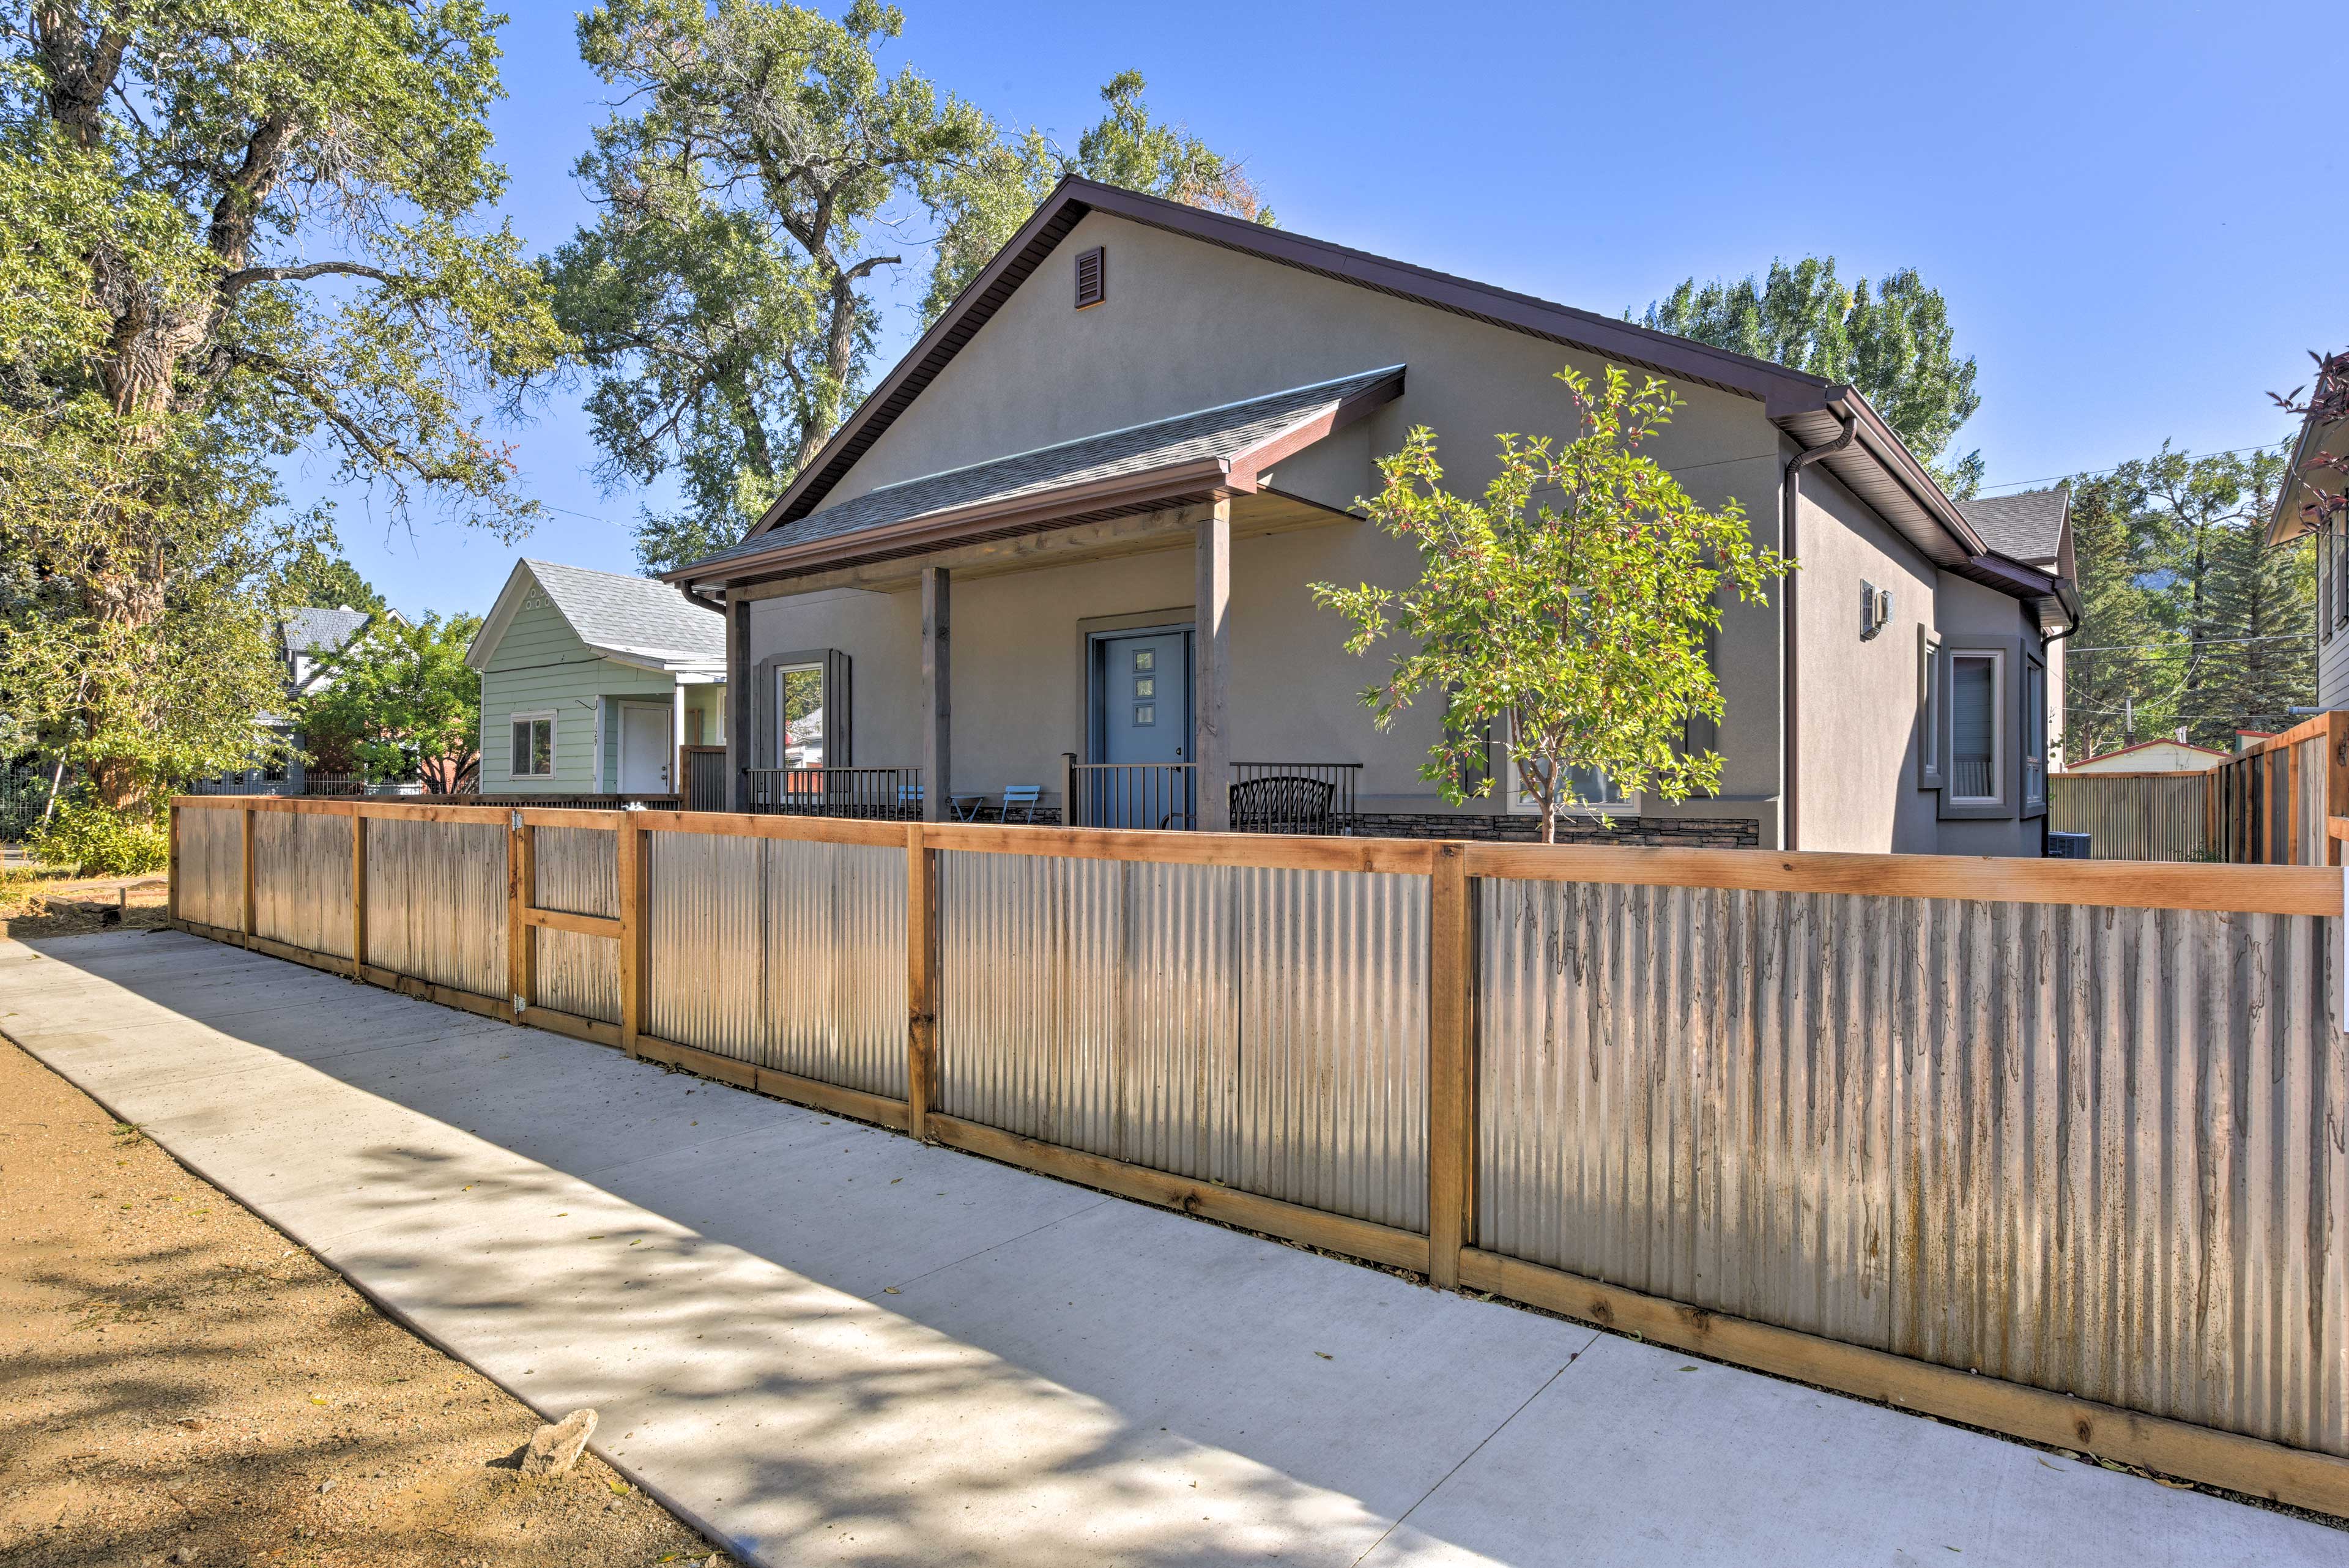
[4,929,2337,1567]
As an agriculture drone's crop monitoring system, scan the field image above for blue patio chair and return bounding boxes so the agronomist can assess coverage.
[951,785,1043,823]
[897,782,923,819]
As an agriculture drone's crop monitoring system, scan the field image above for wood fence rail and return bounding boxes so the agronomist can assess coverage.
[166,793,2349,1517]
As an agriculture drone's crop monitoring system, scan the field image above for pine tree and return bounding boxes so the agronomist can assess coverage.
[2060,472,2158,762]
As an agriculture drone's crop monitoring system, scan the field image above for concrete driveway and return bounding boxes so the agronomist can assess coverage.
[4,929,2339,1567]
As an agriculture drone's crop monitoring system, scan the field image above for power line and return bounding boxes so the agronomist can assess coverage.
[1976,439,2292,496]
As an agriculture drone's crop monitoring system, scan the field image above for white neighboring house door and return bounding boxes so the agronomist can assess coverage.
[618,703,671,793]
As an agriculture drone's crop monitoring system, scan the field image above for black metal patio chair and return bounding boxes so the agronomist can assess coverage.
[1228,775,1337,835]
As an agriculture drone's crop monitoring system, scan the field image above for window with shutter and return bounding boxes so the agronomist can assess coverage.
[1074,246,1105,309]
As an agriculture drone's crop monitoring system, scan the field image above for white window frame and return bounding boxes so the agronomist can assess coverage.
[509,710,556,780]
[1946,649,2005,808]
[2021,653,2047,817]
[1505,711,1639,817]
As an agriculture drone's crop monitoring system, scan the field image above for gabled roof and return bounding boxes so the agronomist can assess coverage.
[674,176,2071,628]
[468,559,724,674]
[281,607,374,657]
[2265,352,2346,546]
[675,366,1403,582]
[1955,488,2069,565]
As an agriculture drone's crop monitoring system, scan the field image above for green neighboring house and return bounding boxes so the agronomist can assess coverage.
[466,559,727,796]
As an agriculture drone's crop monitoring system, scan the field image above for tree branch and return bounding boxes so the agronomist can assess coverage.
[218,259,399,297]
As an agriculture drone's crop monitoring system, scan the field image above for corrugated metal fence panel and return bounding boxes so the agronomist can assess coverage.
[179,808,243,931]
[1477,878,2349,1458]
[362,817,507,998]
[534,827,619,1024]
[938,853,1425,1231]
[647,830,764,1061]
[762,838,908,1099]
[2047,773,2211,861]
[1235,867,1427,1232]
[940,852,1126,1156]
[252,810,353,959]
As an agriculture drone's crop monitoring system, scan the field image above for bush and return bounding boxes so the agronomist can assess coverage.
[29,801,170,877]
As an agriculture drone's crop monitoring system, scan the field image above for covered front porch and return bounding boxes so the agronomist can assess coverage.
[677,369,1409,835]
[722,491,1368,834]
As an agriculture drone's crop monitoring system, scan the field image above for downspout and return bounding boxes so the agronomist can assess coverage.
[1779,409,1859,852]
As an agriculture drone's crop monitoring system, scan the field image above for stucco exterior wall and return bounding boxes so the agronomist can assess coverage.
[738,207,2059,854]
[1791,463,1943,853]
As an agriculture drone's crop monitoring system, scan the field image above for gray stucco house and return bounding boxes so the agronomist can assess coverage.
[664,177,2079,855]
[468,559,727,797]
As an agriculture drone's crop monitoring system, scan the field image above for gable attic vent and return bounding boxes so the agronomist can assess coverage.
[1074,246,1106,309]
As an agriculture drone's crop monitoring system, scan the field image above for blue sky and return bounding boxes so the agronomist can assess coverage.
[308,0,2347,620]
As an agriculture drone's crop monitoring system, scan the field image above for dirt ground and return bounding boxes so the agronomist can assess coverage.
[0,868,172,941]
[0,1036,733,1568]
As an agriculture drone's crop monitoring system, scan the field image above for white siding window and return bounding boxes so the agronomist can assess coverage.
[1948,652,2004,806]
[510,711,555,778]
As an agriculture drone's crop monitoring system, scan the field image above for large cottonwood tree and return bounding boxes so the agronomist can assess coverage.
[0,0,562,810]
[1639,258,1985,497]
[552,0,1266,574]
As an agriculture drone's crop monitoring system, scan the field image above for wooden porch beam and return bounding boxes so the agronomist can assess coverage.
[1194,497,1231,832]
[922,565,951,822]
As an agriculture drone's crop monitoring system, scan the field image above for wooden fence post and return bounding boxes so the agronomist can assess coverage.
[907,822,940,1142]
[167,803,182,926]
[617,814,648,1057]
[349,805,367,981]
[507,811,535,1018]
[239,805,256,945]
[2330,715,2349,869]
[1428,841,1475,1289]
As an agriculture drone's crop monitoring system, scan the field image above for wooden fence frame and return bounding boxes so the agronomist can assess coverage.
[165,793,2349,1516]
[2210,711,2349,866]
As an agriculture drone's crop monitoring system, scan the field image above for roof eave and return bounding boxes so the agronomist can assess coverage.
[667,456,1238,592]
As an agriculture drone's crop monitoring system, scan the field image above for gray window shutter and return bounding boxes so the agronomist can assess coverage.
[825,650,853,767]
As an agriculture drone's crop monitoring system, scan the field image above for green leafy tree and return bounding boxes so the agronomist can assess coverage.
[0,0,563,816]
[920,70,1272,322]
[276,543,388,617]
[1313,366,1787,844]
[2056,472,2160,763]
[296,613,484,792]
[1638,258,1984,496]
[552,0,995,574]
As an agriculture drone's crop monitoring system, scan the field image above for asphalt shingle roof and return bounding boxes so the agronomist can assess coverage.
[1954,489,2068,565]
[281,606,373,656]
[527,559,726,664]
[681,366,1403,575]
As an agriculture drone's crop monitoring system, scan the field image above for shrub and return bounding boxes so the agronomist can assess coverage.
[29,801,170,877]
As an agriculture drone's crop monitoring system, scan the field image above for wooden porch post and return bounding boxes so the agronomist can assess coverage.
[725,592,751,812]
[1194,496,1232,832]
[922,566,951,823]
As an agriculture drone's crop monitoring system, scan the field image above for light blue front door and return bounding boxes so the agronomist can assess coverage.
[1094,630,1192,827]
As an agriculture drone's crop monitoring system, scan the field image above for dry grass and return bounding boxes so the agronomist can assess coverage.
[0,1038,733,1568]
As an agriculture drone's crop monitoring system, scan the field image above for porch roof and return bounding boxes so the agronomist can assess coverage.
[667,365,1404,590]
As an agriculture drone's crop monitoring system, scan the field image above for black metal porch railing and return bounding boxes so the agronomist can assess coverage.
[1064,762,1197,831]
[1231,762,1360,832]
[742,766,924,819]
